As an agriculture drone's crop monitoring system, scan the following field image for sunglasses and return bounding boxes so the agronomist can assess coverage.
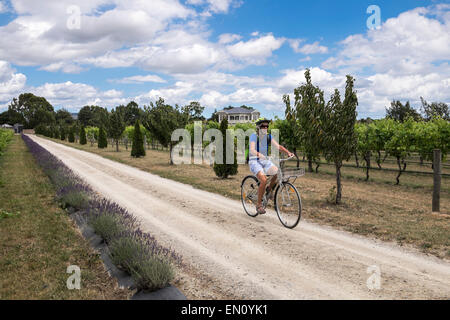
[260,126,269,129]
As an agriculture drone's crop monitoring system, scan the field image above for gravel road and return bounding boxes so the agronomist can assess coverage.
[28,135,450,299]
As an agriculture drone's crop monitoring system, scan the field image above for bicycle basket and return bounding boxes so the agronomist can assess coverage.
[281,167,305,179]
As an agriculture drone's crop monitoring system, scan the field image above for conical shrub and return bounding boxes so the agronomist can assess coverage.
[80,126,87,145]
[68,127,75,143]
[213,118,238,179]
[131,120,145,158]
[98,126,108,149]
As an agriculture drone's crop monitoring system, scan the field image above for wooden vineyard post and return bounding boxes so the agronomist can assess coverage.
[432,149,441,212]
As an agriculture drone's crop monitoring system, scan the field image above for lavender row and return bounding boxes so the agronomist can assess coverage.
[22,134,181,291]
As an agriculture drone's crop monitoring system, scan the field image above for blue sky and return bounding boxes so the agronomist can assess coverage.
[0,0,449,119]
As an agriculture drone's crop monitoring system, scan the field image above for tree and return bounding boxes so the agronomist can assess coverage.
[323,75,358,204]
[116,101,142,126]
[56,108,75,126]
[142,98,188,165]
[420,97,449,121]
[209,109,219,122]
[8,93,55,128]
[213,118,238,179]
[60,126,66,141]
[293,69,326,172]
[183,101,205,122]
[68,127,75,143]
[355,123,374,181]
[385,119,415,185]
[0,111,10,125]
[131,120,145,157]
[78,105,110,128]
[109,108,126,152]
[80,126,87,145]
[386,100,421,122]
[78,106,94,127]
[98,126,107,149]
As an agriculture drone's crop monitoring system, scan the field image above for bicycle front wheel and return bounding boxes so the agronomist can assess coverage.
[241,175,259,217]
[275,182,302,228]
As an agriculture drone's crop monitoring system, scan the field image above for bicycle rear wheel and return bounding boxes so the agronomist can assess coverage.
[275,182,301,228]
[241,175,259,217]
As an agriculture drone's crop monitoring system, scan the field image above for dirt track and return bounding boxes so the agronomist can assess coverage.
[28,135,450,299]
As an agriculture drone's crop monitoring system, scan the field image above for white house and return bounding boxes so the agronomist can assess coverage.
[216,107,260,124]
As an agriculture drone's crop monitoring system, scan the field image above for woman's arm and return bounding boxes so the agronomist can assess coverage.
[271,139,294,157]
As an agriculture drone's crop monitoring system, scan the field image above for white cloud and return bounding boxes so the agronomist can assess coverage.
[0,61,27,107]
[189,0,242,14]
[40,62,85,74]
[32,81,127,110]
[0,0,195,68]
[227,34,285,64]
[135,81,195,106]
[319,5,450,115]
[111,74,167,84]
[0,1,8,13]
[322,6,450,75]
[218,33,242,44]
[291,41,328,54]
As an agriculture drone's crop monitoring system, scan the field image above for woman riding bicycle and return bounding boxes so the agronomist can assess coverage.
[249,118,294,215]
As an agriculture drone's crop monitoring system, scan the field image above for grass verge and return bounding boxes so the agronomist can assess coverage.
[0,136,132,299]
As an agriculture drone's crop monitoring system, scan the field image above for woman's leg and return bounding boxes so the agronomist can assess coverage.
[256,171,267,207]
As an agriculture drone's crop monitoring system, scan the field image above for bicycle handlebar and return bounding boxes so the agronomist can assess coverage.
[264,155,295,162]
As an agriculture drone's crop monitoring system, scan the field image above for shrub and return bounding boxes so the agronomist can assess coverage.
[109,235,175,291]
[90,213,127,242]
[131,120,145,157]
[59,191,90,210]
[98,126,107,149]
[68,128,75,143]
[213,118,238,179]
[130,256,174,291]
[60,126,66,140]
[80,126,87,145]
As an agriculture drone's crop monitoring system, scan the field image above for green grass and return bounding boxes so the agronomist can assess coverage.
[0,136,132,299]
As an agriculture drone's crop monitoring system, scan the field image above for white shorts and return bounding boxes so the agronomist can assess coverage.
[249,159,277,176]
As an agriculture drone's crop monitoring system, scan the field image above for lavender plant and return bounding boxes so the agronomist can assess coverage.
[22,134,182,292]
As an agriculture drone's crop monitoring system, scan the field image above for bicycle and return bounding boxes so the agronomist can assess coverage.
[240,155,304,229]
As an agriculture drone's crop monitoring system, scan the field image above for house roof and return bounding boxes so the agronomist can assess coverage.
[218,107,259,114]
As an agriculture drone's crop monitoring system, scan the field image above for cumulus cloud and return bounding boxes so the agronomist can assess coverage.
[0,0,194,68]
[0,61,27,109]
[0,1,8,13]
[30,81,127,110]
[187,0,242,14]
[218,33,242,44]
[319,5,450,115]
[289,40,328,54]
[322,6,450,75]
[110,74,167,84]
[226,34,285,65]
